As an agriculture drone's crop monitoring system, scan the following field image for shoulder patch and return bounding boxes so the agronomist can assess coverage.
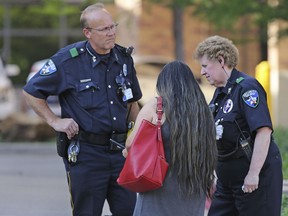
[40,59,57,76]
[242,90,259,108]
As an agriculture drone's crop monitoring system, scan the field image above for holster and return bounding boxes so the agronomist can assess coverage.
[56,132,70,157]
[109,133,127,150]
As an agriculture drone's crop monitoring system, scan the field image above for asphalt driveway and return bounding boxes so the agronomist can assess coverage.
[0,142,111,216]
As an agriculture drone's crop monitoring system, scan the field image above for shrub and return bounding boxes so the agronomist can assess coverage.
[274,127,288,215]
[274,127,288,179]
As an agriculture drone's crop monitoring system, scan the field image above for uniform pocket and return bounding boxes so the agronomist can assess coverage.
[76,81,99,109]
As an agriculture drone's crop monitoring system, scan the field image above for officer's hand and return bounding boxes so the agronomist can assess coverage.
[51,118,79,139]
[242,173,259,193]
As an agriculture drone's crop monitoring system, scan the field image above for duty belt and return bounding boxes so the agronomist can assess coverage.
[218,147,245,161]
[78,130,127,146]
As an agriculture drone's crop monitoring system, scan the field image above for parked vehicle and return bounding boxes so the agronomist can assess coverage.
[26,59,48,82]
[0,57,20,120]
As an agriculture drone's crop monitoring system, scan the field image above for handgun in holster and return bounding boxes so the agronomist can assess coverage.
[56,132,70,157]
[109,133,127,150]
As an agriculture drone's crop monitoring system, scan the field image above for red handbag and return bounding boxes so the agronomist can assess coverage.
[117,96,169,193]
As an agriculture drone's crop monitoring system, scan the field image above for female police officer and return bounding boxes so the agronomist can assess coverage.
[23,3,142,216]
[194,35,282,216]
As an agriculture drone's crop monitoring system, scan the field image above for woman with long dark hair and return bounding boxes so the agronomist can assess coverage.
[124,60,217,216]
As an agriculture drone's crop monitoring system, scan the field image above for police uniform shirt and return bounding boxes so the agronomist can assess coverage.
[210,68,272,154]
[23,41,142,134]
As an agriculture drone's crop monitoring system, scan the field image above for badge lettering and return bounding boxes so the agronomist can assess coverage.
[242,90,259,108]
[123,88,133,101]
[40,59,57,76]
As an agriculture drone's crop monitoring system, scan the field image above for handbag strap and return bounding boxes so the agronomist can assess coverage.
[156,96,163,141]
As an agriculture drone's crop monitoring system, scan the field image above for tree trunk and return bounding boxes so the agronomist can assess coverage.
[173,6,184,61]
[259,21,268,61]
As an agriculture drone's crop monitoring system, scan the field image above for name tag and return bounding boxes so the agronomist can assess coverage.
[123,88,133,101]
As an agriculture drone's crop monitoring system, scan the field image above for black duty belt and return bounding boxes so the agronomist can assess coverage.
[78,130,127,146]
[218,147,245,161]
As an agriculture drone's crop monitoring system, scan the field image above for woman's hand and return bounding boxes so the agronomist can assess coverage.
[122,148,128,158]
[242,172,259,193]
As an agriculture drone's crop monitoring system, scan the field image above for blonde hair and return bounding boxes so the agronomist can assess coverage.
[194,35,239,68]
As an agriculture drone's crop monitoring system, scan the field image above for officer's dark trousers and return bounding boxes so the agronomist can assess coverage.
[208,143,282,216]
[63,142,136,216]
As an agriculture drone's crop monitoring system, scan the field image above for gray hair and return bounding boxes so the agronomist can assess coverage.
[80,3,107,29]
[194,35,239,68]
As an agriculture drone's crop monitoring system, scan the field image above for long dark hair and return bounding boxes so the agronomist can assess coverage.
[156,60,217,197]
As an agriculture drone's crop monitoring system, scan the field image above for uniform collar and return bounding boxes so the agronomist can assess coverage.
[219,68,239,95]
[86,42,123,68]
[86,42,101,67]
[110,46,124,65]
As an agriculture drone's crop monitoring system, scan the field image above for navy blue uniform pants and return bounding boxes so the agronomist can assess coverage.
[63,142,136,216]
[208,143,282,216]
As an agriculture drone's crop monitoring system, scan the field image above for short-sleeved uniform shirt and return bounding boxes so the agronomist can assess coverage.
[23,41,142,134]
[210,68,272,156]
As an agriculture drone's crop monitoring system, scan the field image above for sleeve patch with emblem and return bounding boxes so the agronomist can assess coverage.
[242,90,259,108]
[40,59,57,76]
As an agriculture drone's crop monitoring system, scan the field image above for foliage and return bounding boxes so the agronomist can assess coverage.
[0,0,90,84]
[2,0,288,83]
[147,0,288,63]
[274,127,288,179]
[282,194,288,216]
[148,0,288,32]
[192,0,288,33]
[275,127,288,215]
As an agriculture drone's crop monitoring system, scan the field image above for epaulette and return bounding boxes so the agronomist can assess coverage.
[115,44,134,56]
[68,41,86,58]
[236,77,244,84]
[51,42,86,64]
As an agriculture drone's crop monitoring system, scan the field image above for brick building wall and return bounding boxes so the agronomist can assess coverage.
[113,3,261,79]
[111,2,287,127]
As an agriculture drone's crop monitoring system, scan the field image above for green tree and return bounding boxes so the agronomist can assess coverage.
[192,0,288,61]
[0,0,92,84]
[147,0,288,62]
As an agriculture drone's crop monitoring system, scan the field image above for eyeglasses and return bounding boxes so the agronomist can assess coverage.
[86,23,118,34]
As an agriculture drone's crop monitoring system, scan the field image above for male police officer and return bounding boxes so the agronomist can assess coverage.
[23,3,142,216]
